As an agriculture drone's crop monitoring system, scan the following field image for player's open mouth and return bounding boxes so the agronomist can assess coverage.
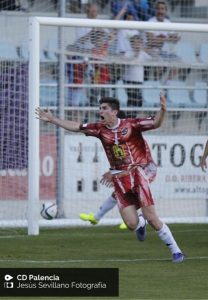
[100,116,104,120]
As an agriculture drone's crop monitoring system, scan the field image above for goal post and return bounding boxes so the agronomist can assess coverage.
[31,16,208,32]
[28,17,40,235]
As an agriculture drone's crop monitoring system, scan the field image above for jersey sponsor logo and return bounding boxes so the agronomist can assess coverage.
[121,128,128,135]
[112,144,125,159]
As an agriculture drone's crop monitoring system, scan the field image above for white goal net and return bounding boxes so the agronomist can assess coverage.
[1,15,208,234]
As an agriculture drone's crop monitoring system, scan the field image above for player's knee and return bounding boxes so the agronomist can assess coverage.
[125,220,138,230]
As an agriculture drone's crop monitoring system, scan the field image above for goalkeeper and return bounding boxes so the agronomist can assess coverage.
[36,94,185,263]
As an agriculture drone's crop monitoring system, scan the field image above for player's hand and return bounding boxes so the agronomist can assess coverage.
[160,92,166,111]
[200,158,207,172]
[35,107,54,123]
[100,171,113,188]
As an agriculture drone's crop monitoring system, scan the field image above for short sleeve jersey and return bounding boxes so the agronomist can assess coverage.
[80,117,155,170]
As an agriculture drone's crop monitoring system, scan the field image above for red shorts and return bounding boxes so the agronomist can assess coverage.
[113,162,157,211]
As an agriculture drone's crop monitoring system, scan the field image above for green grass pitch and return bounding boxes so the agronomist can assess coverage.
[0,223,207,300]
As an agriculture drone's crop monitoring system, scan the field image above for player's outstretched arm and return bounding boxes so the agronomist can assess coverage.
[153,92,166,129]
[35,107,81,132]
[200,140,208,172]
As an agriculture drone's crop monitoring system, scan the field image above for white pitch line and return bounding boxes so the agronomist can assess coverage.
[0,228,208,239]
[0,235,26,239]
[0,257,207,264]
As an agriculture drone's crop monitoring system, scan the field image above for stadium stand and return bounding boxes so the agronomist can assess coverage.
[174,41,198,64]
[115,79,128,107]
[0,1,207,110]
[166,80,193,108]
[40,80,57,106]
[0,41,19,60]
[199,42,208,64]
[193,81,208,108]
[18,42,29,60]
[45,39,58,62]
[142,80,161,107]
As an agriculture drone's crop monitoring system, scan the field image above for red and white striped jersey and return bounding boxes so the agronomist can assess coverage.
[80,117,156,170]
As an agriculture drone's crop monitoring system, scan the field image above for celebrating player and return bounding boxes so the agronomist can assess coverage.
[80,139,157,230]
[36,94,185,263]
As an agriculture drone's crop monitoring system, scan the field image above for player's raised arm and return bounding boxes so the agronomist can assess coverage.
[200,140,208,172]
[35,107,81,132]
[153,92,166,129]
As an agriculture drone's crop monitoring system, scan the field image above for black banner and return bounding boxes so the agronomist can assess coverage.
[0,268,119,297]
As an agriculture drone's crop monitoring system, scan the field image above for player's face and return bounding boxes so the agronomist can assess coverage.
[99,103,118,126]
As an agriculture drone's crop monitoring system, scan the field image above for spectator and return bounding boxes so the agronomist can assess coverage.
[123,34,152,109]
[145,0,180,79]
[147,0,156,17]
[74,3,100,51]
[89,29,116,106]
[111,6,140,87]
[146,0,180,55]
[133,0,153,21]
[115,6,140,54]
[111,0,138,20]
[71,3,106,105]
[65,55,89,106]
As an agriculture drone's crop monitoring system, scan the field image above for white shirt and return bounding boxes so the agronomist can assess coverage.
[75,27,94,50]
[116,29,140,54]
[75,27,110,51]
[123,50,152,82]
[147,16,172,37]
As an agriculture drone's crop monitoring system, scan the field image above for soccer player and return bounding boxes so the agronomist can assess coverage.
[80,140,157,230]
[36,94,185,263]
[79,110,128,229]
[200,140,208,172]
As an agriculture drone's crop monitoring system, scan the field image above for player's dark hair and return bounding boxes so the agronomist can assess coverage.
[99,97,120,112]
[155,0,168,9]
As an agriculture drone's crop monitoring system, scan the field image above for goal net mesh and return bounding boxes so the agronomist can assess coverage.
[0,11,208,230]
